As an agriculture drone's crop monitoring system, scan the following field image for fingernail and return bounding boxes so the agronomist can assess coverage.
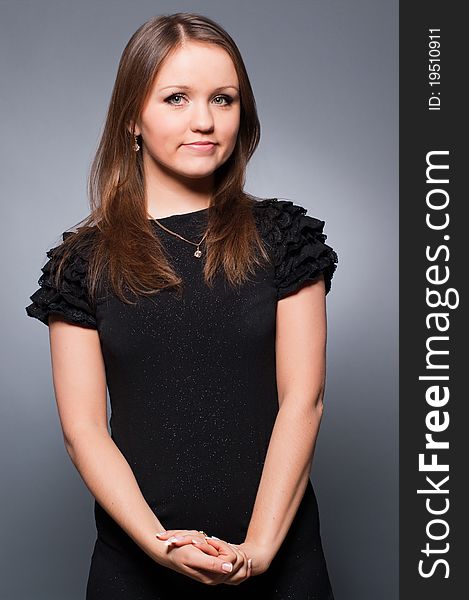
[248,558,252,568]
[222,562,233,572]
[191,539,201,544]
[156,532,166,537]
[210,535,220,540]
[165,536,180,545]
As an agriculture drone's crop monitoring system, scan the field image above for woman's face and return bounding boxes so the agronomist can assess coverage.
[134,41,241,181]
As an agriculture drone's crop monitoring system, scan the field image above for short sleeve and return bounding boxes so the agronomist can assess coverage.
[25,231,97,328]
[254,198,339,299]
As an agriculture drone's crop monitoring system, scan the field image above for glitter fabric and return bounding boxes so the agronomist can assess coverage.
[25,198,337,599]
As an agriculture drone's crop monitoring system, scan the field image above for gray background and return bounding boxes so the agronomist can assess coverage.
[1,1,398,598]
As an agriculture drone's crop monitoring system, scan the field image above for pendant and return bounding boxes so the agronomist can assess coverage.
[194,249,202,258]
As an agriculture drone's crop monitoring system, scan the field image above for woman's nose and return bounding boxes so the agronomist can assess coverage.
[189,102,215,130]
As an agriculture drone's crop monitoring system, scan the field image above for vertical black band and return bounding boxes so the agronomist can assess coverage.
[400,2,466,598]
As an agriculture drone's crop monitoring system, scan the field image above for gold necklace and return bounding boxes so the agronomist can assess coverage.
[152,219,209,258]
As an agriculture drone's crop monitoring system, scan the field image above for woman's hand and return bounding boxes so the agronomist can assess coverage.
[156,530,272,577]
[154,529,253,585]
[222,539,272,577]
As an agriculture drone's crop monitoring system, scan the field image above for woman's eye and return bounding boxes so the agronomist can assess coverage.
[165,93,185,105]
[213,95,233,105]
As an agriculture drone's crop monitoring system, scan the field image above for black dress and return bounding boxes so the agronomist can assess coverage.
[26,198,338,599]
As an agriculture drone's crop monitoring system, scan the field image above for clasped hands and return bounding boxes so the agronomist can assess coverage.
[155,528,270,586]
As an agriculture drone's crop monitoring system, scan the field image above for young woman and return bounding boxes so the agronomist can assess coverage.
[26,12,338,599]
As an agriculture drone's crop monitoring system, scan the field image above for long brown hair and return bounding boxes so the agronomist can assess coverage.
[53,12,271,306]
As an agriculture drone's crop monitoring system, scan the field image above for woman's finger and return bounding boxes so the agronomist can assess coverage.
[156,530,201,544]
[155,528,205,540]
[190,537,220,556]
[156,530,220,556]
[203,537,249,581]
[210,542,252,583]
[204,536,235,552]
[155,530,177,541]
[178,545,236,578]
[168,535,220,557]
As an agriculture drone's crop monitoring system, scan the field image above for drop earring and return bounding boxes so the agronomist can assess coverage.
[133,134,140,152]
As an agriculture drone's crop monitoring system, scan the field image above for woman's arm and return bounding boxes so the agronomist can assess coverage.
[244,274,328,567]
[48,315,167,560]
[48,316,248,583]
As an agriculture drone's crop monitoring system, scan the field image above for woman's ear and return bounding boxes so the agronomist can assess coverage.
[127,121,141,136]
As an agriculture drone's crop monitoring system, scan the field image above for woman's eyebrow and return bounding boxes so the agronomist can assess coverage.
[159,85,239,92]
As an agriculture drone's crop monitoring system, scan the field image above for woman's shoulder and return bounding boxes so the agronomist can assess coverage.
[250,197,339,297]
[25,225,100,328]
[250,197,329,244]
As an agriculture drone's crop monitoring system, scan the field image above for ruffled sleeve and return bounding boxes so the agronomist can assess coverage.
[25,231,97,328]
[254,198,339,299]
